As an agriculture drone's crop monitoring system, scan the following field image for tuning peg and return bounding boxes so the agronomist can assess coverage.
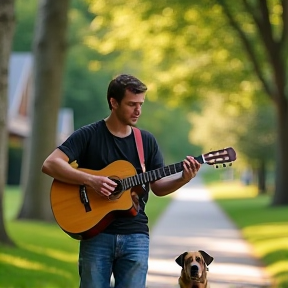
[213,162,233,169]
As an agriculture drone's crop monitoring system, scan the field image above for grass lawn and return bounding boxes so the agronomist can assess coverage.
[202,170,288,288]
[2,175,288,287]
[0,186,172,288]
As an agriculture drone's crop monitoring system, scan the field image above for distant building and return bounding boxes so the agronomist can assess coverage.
[7,52,74,184]
[8,52,74,144]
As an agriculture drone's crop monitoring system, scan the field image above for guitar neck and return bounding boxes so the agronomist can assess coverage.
[121,155,204,191]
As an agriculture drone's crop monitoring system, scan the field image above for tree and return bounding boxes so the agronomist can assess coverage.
[216,0,288,205]
[87,0,288,205]
[0,0,15,246]
[18,0,71,220]
[190,95,276,194]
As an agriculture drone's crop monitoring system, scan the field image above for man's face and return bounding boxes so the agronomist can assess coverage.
[113,89,145,126]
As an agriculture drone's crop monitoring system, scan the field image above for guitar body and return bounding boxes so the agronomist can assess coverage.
[50,160,138,240]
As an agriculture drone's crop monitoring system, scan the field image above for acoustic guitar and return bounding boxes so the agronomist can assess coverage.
[50,147,236,240]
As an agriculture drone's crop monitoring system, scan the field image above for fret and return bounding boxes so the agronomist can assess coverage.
[122,179,126,191]
[145,172,149,182]
[129,178,133,189]
[135,174,140,185]
[146,172,149,182]
[152,170,157,181]
[168,165,171,175]
[147,172,150,182]
[148,171,152,182]
[140,173,144,183]
[157,169,162,178]
[138,174,142,185]
[146,172,150,183]
[118,162,184,192]
[173,163,177,173]
[132,176,136,186]
[163,167,167,177]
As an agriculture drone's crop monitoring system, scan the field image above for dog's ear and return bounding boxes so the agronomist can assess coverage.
[199,250,214,266]
[175,252,188,268]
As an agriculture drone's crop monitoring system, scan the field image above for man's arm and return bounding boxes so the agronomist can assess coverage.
[42,148,117,196]
[150,156,200,196]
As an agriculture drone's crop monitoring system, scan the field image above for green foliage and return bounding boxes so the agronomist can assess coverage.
[63,0,114,128]
[13,0,37,51]
[85,0,259,105]
[63,57,111,128]
[189,94,276,167]
[138,100,201,163]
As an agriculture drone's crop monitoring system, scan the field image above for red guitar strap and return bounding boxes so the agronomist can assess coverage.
[132,127,146,172]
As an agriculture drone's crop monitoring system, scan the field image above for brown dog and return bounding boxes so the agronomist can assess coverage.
[175,250,214,288]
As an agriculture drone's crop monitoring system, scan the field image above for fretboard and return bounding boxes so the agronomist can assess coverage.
[120,162,182,191]
[120,154,204,191]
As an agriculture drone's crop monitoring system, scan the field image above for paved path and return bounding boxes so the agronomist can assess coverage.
[146,177,273,288]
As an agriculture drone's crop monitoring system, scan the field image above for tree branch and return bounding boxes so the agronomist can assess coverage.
[281,0,288,102]
[254,0,286,100]
[218,0,272,97]
[281,0,288,45]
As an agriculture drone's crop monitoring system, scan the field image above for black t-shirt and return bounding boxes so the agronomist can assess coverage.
[58,119,164,235]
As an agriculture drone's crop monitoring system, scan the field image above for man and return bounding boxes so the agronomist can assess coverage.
[42,74,201,288]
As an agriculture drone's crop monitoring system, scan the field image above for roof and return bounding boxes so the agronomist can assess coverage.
[8,52,33,118]
[8,52,74,143]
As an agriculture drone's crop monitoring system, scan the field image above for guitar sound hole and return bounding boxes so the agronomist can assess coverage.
[109,177,123,195]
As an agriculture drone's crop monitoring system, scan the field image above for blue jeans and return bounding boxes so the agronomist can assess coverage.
[78,233,149,288]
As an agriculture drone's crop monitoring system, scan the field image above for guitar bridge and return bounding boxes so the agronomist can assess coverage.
[79,185,91,212]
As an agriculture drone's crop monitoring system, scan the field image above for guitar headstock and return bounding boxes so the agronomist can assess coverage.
[203,147,236,168]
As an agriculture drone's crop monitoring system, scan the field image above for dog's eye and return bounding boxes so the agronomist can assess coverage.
[196,256,201,262]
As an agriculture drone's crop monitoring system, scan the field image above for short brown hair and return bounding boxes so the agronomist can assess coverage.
[107,74,147,110]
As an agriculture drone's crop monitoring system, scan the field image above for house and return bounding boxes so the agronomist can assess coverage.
[8,52,74,144]
[7,52,74,184]
[8,52,33,140]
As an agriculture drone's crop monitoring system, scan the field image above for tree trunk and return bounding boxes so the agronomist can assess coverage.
[18,0,70,220]
[257,160,266,195]
[0,0,15,246]
[272,101,288,205]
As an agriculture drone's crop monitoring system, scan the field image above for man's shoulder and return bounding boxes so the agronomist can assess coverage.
[137,128,159,148]
[137,128,155,140]
[79,119,105,132]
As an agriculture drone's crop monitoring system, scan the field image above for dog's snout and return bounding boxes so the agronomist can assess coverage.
[191,265,199,271]
[190,264,199,276]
